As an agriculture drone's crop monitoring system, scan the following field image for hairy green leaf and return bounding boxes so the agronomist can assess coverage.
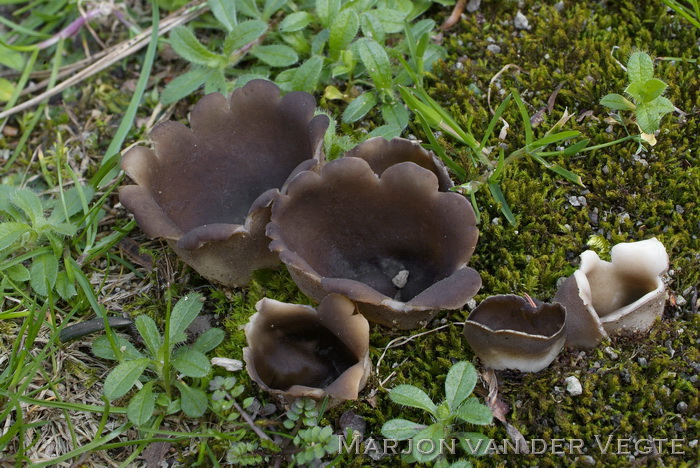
[170,26,223,67]
[373,8,407,34]
[172,349,211,378]
[54,271,77,300]
[636,101,661,134]
[135,315,162,358]
[208,0,237,31]
[627,51,654,83]
[161,68,211,105]
[329,9,359,59]
[92,335,144,361]
[316,0,341,28]
[169,293,204,344]
[291,55,324,92]
[29,253,58,296]
[127,382,155,426]
[389,384,437,415]
[381,419,426,441]
[0,222,29,251]
[176,381,208,417]
[223,20,267,55]
[250,44,298,67]
[192,328,225,353]
[104,358,150,400]
[600,93,636,111]
[411,424,445,462]
[356,38,392,89]
[342,91,378,123]
[445,361,477,412]
[279,11,313,32]
[456,397,493,425]
[11,189,43,226]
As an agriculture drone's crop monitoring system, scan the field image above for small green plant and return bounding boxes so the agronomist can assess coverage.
[163,0,448,135]
[381,361,492,466]
[283,397,339,466]
[600,51,674,136]
[0,184,93,300]
[92,292,225,425]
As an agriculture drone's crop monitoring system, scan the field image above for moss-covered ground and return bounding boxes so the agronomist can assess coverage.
[1,0,698,466]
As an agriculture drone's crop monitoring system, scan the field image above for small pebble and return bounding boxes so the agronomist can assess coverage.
[604,346,619,360]
[677,401,688,413]
[602,164,610,175]
[514,11,531,30]
[580,455,596,466]
[565,376,583,396]
[568,196,581,207]
[676,205,685,214]
[577,196,587,206]
[487,44,502,54]
[690,440,698,448]
[638,357,648,367]
[676,295,687,306]
[467,0,481,13]
[554,1,565,12]
[392,270,409,289]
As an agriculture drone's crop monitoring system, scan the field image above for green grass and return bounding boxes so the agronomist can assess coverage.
[0,0,698,466]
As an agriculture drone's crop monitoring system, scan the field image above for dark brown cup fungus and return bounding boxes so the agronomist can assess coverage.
[267,157,481,329]
[463,295,566,373]
[553,238,669,348]
[119,79,329,287]
[343,137,453,191]
[243,294,370,405]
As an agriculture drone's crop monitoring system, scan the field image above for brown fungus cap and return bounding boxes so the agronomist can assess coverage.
[119,79,328,287]
[242,294,370,405]
[343,137,453,191]
[267,157,481,329]
[463,294,566,373]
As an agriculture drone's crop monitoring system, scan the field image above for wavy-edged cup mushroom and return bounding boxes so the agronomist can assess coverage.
[554,238,669,348]
[243,294,370,405]
[463,295,566,373]
[344,137,453,191]
[267,157,481,329]
[119,79,329,287]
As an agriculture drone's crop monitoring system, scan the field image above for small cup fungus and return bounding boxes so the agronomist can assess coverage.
[120,79,328,287]
[553,238,669,348]
[267,156,481,329]
[463,294,567,373]
[242,294,371,405]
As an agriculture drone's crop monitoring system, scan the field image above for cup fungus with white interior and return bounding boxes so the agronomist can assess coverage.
[463,294,567,373]
[119,79,328,287]
[553,238,669,348]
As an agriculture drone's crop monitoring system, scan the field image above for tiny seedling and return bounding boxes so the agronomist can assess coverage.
[600,51,674,137]
[382,361,493,466]
[92,292,224,425]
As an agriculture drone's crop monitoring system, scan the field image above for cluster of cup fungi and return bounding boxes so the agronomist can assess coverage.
[121,80,669,405]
